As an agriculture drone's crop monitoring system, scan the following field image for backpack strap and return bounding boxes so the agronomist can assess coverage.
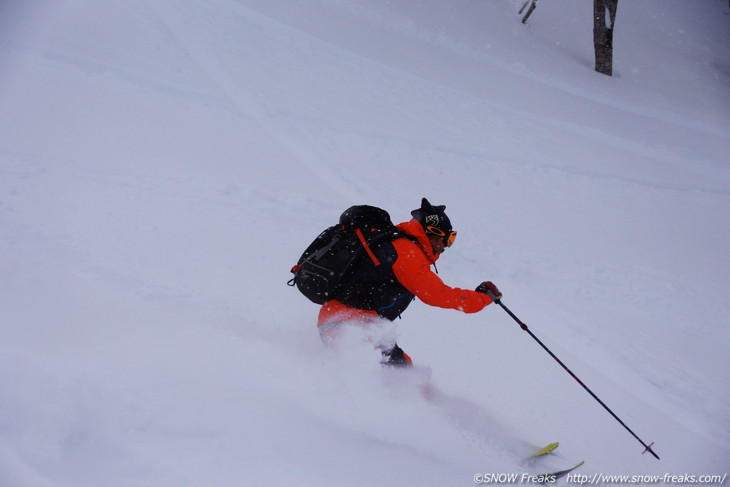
[354,228,381,266]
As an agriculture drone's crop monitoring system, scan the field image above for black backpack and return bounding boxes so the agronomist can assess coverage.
[288,205,402,305]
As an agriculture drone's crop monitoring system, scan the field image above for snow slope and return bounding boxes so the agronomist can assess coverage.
[1,0,729,485]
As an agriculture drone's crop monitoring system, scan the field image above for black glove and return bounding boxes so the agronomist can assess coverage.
[476,281,502,302]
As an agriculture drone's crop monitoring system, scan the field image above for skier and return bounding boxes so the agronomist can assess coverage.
[317,198,502,367]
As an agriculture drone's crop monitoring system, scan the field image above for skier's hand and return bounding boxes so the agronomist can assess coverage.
[476,281,502,302]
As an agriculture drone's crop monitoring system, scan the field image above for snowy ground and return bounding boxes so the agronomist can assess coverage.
[1,0,729,485]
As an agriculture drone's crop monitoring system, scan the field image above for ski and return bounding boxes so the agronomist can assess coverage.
[527,442,559,459]
[539,461,585,482]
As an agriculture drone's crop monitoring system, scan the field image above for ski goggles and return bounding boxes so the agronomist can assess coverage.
[426,226,457,247]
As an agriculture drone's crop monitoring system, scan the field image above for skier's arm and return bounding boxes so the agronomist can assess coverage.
[391,241,491,313]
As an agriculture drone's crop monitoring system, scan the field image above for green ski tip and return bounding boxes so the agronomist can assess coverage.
[541,460,585,481]
[528,442,559,458]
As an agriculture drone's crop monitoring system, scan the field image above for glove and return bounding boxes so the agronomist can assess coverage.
[476,281,502,302]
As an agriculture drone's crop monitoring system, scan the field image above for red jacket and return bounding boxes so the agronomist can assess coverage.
[318,219,492,325]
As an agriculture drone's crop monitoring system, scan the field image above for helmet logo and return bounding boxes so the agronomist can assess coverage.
[425,214,440,227]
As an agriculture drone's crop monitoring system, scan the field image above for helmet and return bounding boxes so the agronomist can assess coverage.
[411,198,456,246]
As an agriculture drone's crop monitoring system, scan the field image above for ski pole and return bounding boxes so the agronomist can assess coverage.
[497,300,660,460]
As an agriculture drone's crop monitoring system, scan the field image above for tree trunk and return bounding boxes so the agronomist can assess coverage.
[520,0,538,24]
[593,0,618,76]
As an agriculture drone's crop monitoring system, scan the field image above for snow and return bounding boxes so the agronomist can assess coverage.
[1,0,729,485]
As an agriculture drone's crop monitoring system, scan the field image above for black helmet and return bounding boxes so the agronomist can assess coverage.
[411,197,453,237]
